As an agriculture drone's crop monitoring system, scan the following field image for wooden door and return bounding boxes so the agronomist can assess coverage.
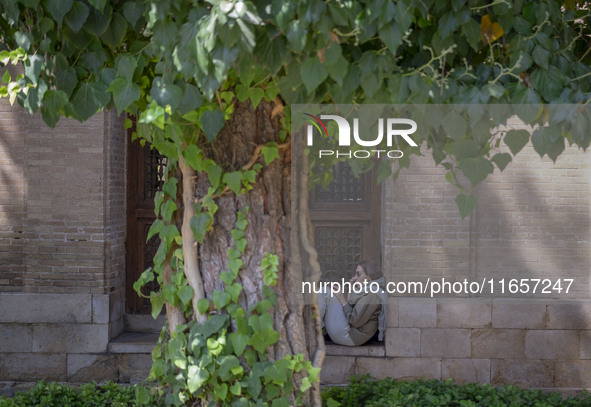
[309,162,381,282]
[126,134,167,314]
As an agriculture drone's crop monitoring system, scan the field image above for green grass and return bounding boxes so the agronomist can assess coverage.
[322,376,591,407]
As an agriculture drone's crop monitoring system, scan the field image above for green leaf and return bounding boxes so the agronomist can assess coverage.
[64,1,90,32]
[70,81,110,121]
[192,314,229,338]
[45,0,74,25]
[201,109,225,142]
[329,55,348,86]
[107,77,140,112]
[223,172,243,194]
[85,3,112,36]
[25,54,43,85]
[212,290,231,310]
[438,11,457,39]
[532,45,550,70]
[456,194,477,219]
[529,67,565,102]
[123,1,144,26]
[261,143,279,165]
[41,90,68,128]
[491,153,512,171]
[206,163,222,189]
[187,365,209,393]
[459,157,494,186]
[462,19,481,51]
[248,88,265,109]
[190,212,213,243]
[379,23,402,54]
[504,129,530,155]
[178,84,203,115]
[150,292,165,319]
[100,12,127,48]
[300,57,328,94]
[88,0,107,12]
[150,77,183,110]
[178,285,194,306]
[230,332,249,356]
[286,20,307,53]
[183,145,203,171]
[14,32,32,51]
[197,298,209,314]
[160,200,177,222]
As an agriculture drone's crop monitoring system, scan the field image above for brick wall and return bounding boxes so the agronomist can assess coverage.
[0,100,127,382]
[383,137,590,297]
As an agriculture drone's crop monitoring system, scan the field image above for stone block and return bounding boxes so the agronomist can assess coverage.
[525,330,579,360]
[0,293,92,324]
[580,331,591,359]
[492,360,553,388]
[32,324,109,353]
[492,299,547,329]
[325,344,385,357]
[421,329,471,358]
[67,354,118,382]
[320,356,355,385]
[0,353,66,381]
[472,329,524,359]
[437,299,491,328]
[398,298,436,328]
[356,357,441,380]
[0,325,32,352]
[555,361,591,388]
[442,359,490,385]
[385,299,399,328]
[385,328,420,357]
[92,294,109,324]
[118,354,153,383]
[546,301,591,329]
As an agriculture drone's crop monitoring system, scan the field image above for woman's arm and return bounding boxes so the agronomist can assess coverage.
[342,293,381,328]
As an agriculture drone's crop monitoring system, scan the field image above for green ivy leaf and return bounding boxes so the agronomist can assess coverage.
[107,77,140,112]
[223,171,243,194]
[459,157,494,186]
[100,13,127,48]
[201,109,225,142]
[532,45,550,70]
[64,1,89,33]
[45,0,74,25]
[123,1,144,26]
[212,290,231,310]
[504,129,530,155]
[249,87,265,109]
[438,11,457,39]
[491,152,512,171]
[379,23,402,54]
[160,200,177,223]
[150,77,183,110]
[70,81,110,121]
[183,145,203,172]
[187,365,209,394]
[190,212,213,243]
[300,57,328,94]
[177,285,194,306]
[261,143,279,165]
[456,194,477,219]
[41,89,68,128]
[229,332,249,356]
[529,67,565,102]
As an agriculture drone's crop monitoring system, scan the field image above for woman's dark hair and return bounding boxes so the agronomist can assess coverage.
[358,260,382,280]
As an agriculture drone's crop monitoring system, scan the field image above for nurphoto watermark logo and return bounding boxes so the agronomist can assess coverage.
[303,112,418,159]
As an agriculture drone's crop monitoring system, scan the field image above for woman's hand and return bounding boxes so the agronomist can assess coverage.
[334,290,347,306]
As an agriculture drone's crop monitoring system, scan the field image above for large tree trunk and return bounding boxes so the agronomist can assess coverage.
[190,99,324,404]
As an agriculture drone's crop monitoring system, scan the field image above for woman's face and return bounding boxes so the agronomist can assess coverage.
[354,265,369,283]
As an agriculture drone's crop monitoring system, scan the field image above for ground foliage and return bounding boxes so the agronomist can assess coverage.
[322,376,591,407]
[1,0,591,404]
[0,381,163,407]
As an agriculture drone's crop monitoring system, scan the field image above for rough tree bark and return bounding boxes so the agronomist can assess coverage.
[178,98,325,405]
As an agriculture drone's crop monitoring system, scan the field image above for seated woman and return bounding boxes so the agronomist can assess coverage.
[318,260,384,346]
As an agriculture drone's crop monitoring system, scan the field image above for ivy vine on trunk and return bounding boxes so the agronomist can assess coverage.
[2,0,591,405]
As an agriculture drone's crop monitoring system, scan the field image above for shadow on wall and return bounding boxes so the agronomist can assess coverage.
[0,82,26,291]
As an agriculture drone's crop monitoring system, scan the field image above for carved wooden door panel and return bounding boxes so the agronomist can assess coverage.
[309,162,381,281]
[126,135,167,314]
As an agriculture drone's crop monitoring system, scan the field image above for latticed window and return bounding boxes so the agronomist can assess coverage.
[309,161,381,282]
[144,148,167,199]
